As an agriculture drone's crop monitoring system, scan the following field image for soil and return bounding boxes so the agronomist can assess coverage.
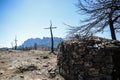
[0,50,64,80]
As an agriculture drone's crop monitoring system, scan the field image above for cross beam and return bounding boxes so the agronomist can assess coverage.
[44,20,57,54]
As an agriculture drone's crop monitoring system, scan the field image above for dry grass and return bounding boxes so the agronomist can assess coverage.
[0,50,64,80]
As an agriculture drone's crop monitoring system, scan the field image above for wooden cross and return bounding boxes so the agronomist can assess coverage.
[44,20,57,54]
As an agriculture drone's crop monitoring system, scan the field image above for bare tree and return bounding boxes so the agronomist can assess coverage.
[34,43,37,50]
[69,0,120,40]
[14,36,17,50]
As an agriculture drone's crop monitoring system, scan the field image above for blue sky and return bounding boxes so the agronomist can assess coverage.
[0,0,119,48]
[0,0,80,47]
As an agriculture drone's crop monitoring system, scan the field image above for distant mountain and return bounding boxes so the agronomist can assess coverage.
[20,37,63,48]
[0,47,9,50]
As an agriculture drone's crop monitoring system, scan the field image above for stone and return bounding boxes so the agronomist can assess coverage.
[57,36,120,80]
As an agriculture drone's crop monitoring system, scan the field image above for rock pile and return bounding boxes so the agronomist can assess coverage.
[57,36,120,80]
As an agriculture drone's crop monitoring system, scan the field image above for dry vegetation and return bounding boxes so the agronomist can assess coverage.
[0,49,64,80]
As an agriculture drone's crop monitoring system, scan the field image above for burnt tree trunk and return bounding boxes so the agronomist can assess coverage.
[109,9,116,40]
[50,26,54,53]
[109,20,116,40]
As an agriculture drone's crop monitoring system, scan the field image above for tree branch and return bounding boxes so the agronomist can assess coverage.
[113,15,120,22]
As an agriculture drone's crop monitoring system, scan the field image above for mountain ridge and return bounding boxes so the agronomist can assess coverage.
[20,37,63,48]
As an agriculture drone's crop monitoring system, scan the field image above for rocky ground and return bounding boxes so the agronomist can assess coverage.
[0,50,64,80]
